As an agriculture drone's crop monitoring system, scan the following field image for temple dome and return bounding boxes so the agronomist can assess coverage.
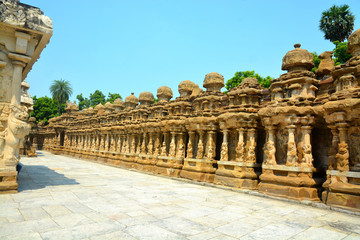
[113,98,125,111]
[203,72,224,92]
[125,92,138,108]
[94,103,104,111]
[104,102,114,112]
[178,80,196,97]
[281,43,314,72]
[139,91,154,105]
[347,28,360,56]
[157,86,173,102]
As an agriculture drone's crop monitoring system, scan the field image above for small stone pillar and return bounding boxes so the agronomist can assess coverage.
[187,131,195,158]
[169,132,176,157]
[206,131,216,160]
[236,128,245,162]
[196,131,204,159]
[286,125,298,166]
[247,128,257,163]
[220,129,229,161]
[176,132,185,158]
[264,126,277,165]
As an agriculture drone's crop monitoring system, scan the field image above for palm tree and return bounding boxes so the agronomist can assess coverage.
[49,79,73,116]
[319,4,355,43]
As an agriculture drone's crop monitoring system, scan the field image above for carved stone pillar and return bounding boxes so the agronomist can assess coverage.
[187,131,195,158]
[247,128,257,163]
[336,123,349,171]
[147,133,154,155]
[130,134,136,154]
[328,126,339,170]
[220,129,228,161]
[286,125,298,166]
[300,125,313,167]
[135,134,141,154]
[264,126,277,165]
[206,131,216,160]
[109,134,115,152]
[141,132,147,154]
[236,128,245,162]
[169,132,176,157]
[154,132,161,156]
[176,132,185,158]
[196,131,204,159]
[160,132,168,156]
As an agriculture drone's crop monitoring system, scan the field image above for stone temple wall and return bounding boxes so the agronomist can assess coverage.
[32,29,360,211]
[0,0,52,193]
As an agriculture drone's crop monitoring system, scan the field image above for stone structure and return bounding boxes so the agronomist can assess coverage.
[31,30,360,211]
[0,0,52,192]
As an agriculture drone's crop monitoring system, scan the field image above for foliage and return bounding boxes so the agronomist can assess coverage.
[89,90,106,107]
[311,52,321,73]
[76,93,90,111]
[225,70,273,91]
[333,41,352,65]
[49,79,73,116]
[107,93,122,103]
[319,4,355,43]
[76,91,123,110]
[30,96,65,124]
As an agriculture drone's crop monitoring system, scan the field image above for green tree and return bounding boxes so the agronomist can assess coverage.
[319,4,355,43]
[311,52,321,73]
[106,93,122,103]
[76,93,90,110]
[225,70,273,91]
[30,96,65,124]
[333,41,352,65]
[49,79,73,116]
[89,90,106,107]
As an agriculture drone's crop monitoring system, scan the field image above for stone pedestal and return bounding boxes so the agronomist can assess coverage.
[259,164,321,201]
[180,158,216,183]
[215,162,260,189]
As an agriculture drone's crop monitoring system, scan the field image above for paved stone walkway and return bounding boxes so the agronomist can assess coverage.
[1,151,360,240]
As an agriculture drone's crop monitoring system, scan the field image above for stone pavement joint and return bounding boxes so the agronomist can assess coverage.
[0,151,359,240]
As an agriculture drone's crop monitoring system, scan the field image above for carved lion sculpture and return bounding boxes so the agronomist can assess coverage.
[3,104,30,168]
[336,142,350,171]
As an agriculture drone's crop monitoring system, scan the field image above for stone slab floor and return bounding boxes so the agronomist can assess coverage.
[1,151,360,240]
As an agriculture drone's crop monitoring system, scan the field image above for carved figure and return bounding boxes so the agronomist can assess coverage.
[3,104,30,168]
[220,142,228,161]
[302,144,313,167]
[264,141,276,165]
[336,142,350,171]
[286,141,298,166]
[169,139,176,157]
[247,145,256,163]
[235,142,245,162]
[187,140,193,158]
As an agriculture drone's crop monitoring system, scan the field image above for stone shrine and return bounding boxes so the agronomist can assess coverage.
[29,30,360,211]
[0,0,52,193]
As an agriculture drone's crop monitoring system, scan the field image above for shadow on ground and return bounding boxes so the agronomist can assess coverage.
[17,165,79,191]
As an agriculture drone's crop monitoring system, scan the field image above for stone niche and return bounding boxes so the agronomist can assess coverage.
[30,29,360,212]
[0,0,52,193]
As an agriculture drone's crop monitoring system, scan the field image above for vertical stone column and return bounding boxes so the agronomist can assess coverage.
[286,125,298,166]
[176,132,185,158]
[135,134,141,154]
[336,123,349,171]
[130,134,136,154]
[196,131,204,159]
[264,126,277,165]
[187,131,195,158]
[8,54,31,104]
[161,132,169,156]
[109,134,115,152]
[154,132,161,156]
[328,126,339,170]
[95,135,99,150]
[169,132,176,157]
[247,128,257,163]
[220,129,228,161]
[141,132,147,154]
[300,125,313,167]
[147,133,154,155]
[207,131,216,160]
[236,128,245,162]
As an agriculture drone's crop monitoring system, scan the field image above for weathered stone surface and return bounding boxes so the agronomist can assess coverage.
[28,29,360,211]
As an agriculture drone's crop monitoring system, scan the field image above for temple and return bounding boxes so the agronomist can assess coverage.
[0,0,52,193]
[27,28,360,212]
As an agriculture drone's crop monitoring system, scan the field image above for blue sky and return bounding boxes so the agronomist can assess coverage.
[22,0,360,101]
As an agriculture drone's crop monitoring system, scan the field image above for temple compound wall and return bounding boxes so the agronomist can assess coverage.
[32,29,360,211]
[0,0,52,193]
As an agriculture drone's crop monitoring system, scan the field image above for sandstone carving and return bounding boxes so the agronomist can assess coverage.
[27,29,360,211]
